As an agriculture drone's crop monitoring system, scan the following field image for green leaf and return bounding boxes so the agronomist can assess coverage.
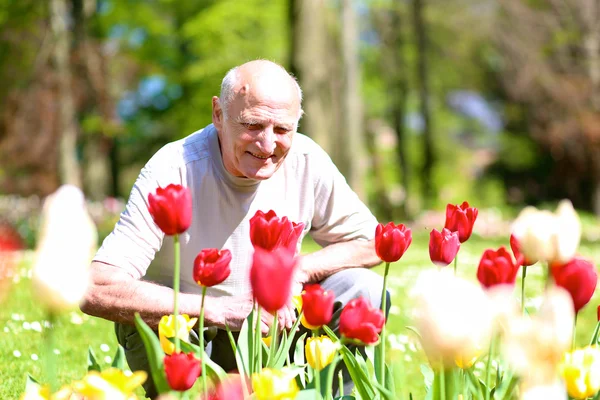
[323,324,341,343]
[294,332,307,388]
[295,388,322,400]
[271,314,305,369]
[374,341,384,385]
[405,326,422,340]
[235,310,254,377]
[420,364,434,389]
[87,346,102,372]
[111,345,125,370]
[384,363,396,394]
[339,345,376,400]
[334,397,356,400]
[133,313,170,394]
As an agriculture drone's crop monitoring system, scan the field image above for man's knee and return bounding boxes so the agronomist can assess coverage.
[319,268,391,316]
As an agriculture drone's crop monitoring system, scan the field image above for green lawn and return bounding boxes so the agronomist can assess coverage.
[1,233,599,399]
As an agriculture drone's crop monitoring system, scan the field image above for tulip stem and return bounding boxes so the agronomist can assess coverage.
[199,286,207,399]
[269,311,278,364]
[173,234,180,353]
[484,335,496,400]
[453,256,458,275]
[324,352,340,399]
[256,305,262,373]
[378,261,390,388]
[312,330,321,397]
[44,312,57,392]
[338,370,344,397]
[521,266,527,315]
[573,313,578,350]
[439,366,446,400]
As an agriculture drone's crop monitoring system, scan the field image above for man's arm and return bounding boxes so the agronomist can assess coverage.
[299,239,381,284]
[81,261,265,331]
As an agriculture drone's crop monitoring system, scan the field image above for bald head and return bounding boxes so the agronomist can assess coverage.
[219,60,303,121]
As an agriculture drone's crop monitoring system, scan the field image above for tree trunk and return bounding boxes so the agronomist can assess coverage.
[583,0,600,216]
[289,0,332,153]
[365,120,394,221]
[339,0,366,199]
[374,4,411,218]
[51,0,82,188]
[412,0,435,207]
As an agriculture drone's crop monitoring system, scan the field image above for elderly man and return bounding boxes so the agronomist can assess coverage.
[81,60,386,398]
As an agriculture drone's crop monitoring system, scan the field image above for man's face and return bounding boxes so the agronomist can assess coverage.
[212,83,300,180]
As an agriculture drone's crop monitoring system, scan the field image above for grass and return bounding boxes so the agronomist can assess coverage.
[2,232,600,399]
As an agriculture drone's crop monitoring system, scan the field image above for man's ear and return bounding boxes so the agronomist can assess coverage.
[212,96,223,130]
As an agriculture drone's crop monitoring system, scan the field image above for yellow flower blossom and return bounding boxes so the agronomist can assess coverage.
[251,368,299,400]
[305,336,337,371]
[158,314,198,355]
[72,368,147,400]
[560,345,600,399]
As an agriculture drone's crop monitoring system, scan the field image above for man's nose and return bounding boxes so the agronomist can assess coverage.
[258,127,276,153]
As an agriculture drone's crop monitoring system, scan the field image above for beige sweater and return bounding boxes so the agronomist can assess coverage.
[94,124,377,297]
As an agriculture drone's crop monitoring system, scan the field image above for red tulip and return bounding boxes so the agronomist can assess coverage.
[193,248,232,287]
[339,297,385,345]
[510,234,537,267]
[551,257,598,313]
[597,305,600,322]
[444,201,478,243]
[477,246,520,288]
[250,210,304,253]
[203,375,247,400]
[164,352,201,391]
[429,228,460,267]
[375,222,412,263]
[148,184,192,235]
[250,246,298,313]
[301,284,335,327]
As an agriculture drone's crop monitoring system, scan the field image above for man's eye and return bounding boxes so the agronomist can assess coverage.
[274,127,290,135]
[242,123,262,130]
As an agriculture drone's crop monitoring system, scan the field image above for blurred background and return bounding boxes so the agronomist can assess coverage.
[1,0,600,244]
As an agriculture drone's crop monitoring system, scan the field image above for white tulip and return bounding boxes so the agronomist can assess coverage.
[511,200,580,265]
[411,269,494,369]
[31,185,97,314]
[504,286,574,389]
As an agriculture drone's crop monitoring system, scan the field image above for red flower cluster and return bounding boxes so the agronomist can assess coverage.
[301,284,335,328]
[374,222,412,263]
[148,184,192,236]
[164,352,201,391]
[249,210,304,313]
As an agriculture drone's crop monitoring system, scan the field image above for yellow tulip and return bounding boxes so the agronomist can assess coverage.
[72,368,146,400]
[305,336,337,371]
[560,346,600,399]
[251,368,299,400]
[292,294,318,330]
[263,336,272,347]
[455,349,480,370]
[158,314,198,355]
[20,385,75,400]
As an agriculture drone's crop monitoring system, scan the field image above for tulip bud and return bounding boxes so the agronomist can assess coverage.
[477,246,520,288]
[148,184,192,236]
[301,284,335,328]
[250,247,297,313]
[444,201,478,243]
[158,314,198,355]
[251,368,299,400]
[511,200,581,265]
[412,269,493,370]
[305,336,337,371]
[164,352,201,391]
[375,222,412,263]
[193,248,232,287]
[510,234,537,267]
[428,228,460,267]
[249,210,304,253]
[339,297,385,345]
[551,257,597,314]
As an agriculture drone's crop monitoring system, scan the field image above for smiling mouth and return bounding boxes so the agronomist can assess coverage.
[247,151,273,160]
